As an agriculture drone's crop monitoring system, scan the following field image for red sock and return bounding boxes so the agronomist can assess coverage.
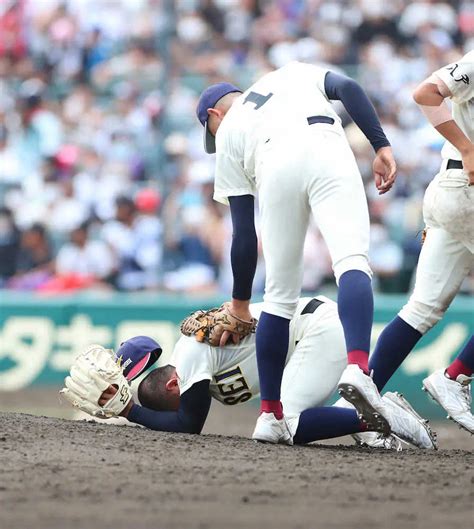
[445,359,473,380]
[261,400,283,420]
[347,350,369,374]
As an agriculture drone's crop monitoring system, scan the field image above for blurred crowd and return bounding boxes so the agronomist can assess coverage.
[0,0,473,295]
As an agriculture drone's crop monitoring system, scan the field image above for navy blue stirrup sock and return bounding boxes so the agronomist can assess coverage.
[293,407,364,444]
[369,316,422,391]
[455,335,474,371]
[256,312,290,402]
[337,270,374,372]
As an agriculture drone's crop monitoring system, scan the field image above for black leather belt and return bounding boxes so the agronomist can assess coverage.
[447,159,463,170]
[301,297,324,315]
[307,115,335,126]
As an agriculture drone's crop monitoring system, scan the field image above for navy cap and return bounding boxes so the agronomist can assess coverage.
[115,336,162,381]
[196,82,241,154]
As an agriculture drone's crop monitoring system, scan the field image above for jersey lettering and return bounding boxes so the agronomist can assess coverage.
[447,63,470,85]
[243,91,273,110]
[223,392,252,405]
[214,365,252,405]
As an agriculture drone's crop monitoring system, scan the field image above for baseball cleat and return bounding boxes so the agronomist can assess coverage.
[422,369,474,434]
[337,364,391,436]
[352,431,403,451]
[334,395,435,450]
[252,412,293,445]
[382,392,438,449]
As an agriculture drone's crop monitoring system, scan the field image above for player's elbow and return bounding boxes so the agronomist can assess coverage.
[412,84,426,104]
[412,81,440,105]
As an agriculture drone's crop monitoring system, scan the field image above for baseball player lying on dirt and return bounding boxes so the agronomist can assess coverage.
[61,296,436,450]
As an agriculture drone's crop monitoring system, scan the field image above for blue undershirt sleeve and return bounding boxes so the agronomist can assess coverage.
[228,195,257,301]
[127,379,211,434]
[324,71,390,152]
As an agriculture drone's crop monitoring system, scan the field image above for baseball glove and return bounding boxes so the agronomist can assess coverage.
[60,344,132,419]
[180,303,257,346]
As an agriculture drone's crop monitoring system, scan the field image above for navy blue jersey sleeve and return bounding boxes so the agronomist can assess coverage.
[324,71,390,152]
[228,195,257,301]
[127,380,211,434]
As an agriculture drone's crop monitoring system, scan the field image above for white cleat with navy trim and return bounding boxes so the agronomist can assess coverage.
[422,369,474,435]
[252,412,293,445]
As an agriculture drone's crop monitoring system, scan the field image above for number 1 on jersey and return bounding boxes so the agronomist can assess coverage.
[243,91,273,110]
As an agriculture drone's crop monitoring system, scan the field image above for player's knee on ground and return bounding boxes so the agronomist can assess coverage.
[398,297,449,335]
[333,255,372,284]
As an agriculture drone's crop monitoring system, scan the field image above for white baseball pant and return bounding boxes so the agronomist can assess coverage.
[256,124,372,319]
[399,164,474,334]
[281,298,347,436]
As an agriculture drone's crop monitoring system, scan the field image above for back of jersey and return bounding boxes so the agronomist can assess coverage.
[216,61,341,175]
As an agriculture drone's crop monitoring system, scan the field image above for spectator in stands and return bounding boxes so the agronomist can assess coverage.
[55,221,115,287]
[16,79,63,180]
[0,0,471,296]
[48,179,90,235]
[0,207,20,286]
[101,195,162,291]
[0,124,22,186]
[163,205,217,294]
[7,223,54,290]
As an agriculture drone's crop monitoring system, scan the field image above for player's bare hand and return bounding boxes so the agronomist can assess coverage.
[219,330,241,347]
[373,146,397,194]
[219,300,253,347]
[99,385,133,417]
[99,384,117,406]
[460,144,474,185]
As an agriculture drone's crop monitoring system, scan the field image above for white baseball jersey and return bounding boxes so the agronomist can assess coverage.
[434,50,474,161]
[213,61,342,205]
[169,296,345,409]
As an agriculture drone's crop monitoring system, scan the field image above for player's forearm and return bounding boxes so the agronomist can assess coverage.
[436,121,473,156]
[127,404,198,433]
[324,72,390,152]
[229,195,257,301]
[127,404,205,434]
[413,80,472,155]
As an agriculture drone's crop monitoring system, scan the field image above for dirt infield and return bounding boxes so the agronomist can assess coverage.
[1,410,472,529]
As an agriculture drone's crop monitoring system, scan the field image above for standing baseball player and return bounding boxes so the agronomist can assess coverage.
[61,296,436,449]
[195,61,397,443]
[368,51,474,434]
